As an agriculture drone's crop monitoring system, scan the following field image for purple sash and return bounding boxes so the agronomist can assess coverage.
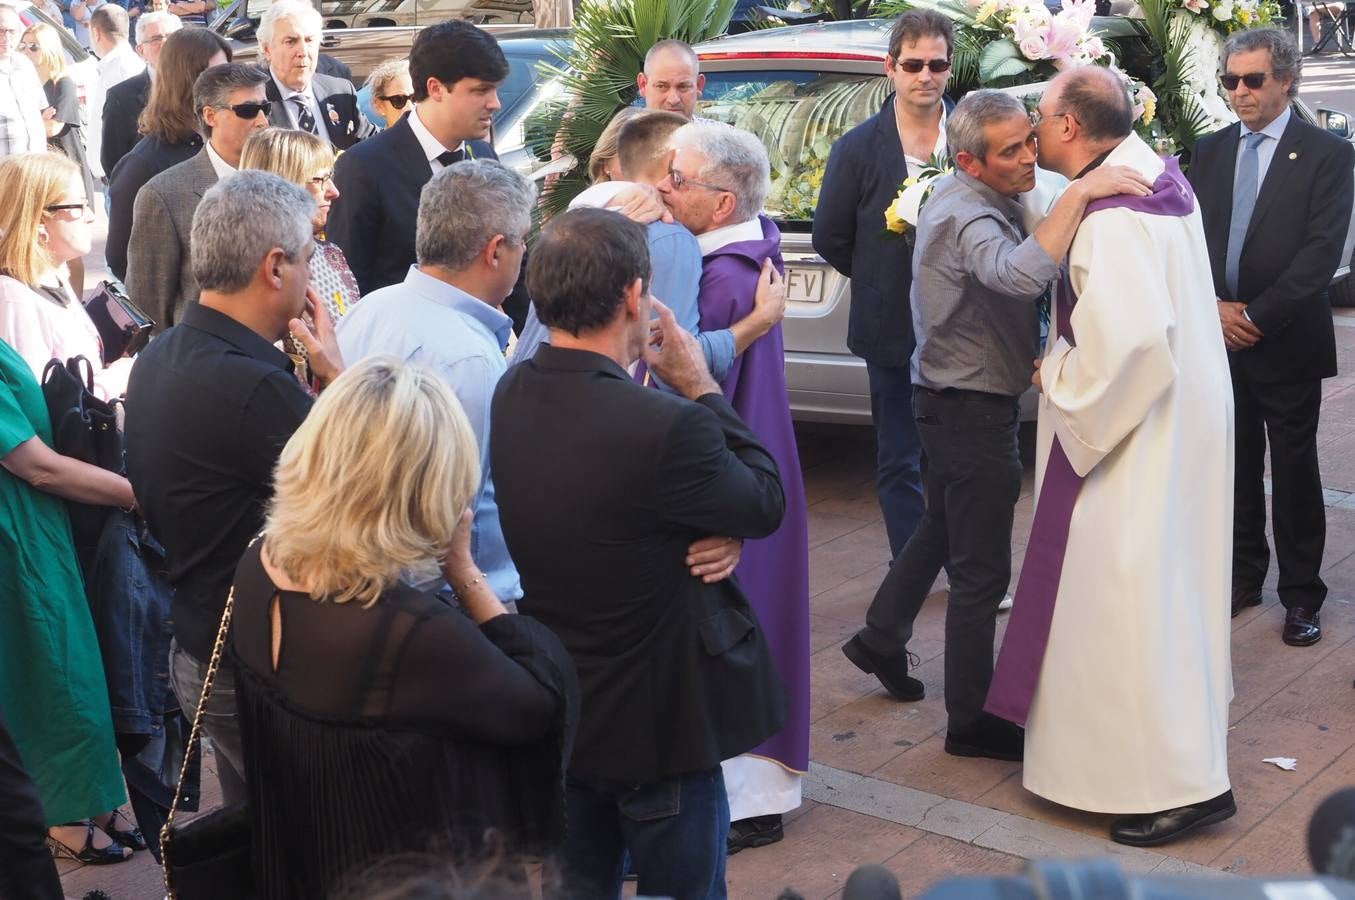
[984,159,1196,726]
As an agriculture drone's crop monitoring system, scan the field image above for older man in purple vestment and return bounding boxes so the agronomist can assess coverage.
[659,120,810,855]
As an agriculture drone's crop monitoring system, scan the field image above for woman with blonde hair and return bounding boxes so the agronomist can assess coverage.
[228,356,576,900]
[105,27,231,280]
[0,153,133,399]
[241,127,360,325]
[364,57,413,129]
[587,105,643,183]
[20,23,95,207]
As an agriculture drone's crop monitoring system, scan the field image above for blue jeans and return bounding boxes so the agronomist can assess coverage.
[866,363,926,559]
[550,767,729,900]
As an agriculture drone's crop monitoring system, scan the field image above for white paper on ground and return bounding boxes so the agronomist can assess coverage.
[1263,757,1299,771]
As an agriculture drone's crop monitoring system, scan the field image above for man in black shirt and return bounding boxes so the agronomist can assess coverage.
[123,170,343,803]
[492,208,786,898]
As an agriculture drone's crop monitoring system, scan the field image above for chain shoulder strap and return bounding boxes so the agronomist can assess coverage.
[161,537,258,898]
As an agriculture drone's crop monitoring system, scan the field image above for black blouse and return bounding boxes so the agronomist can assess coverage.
[228,542,578,900]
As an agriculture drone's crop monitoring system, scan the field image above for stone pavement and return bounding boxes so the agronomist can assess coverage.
[62,226,1355,900]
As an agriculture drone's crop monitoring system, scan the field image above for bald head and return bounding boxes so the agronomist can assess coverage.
[638,39,704,118]
[1050,65,1133,142]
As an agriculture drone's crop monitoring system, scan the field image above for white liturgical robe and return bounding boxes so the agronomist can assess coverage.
[1023,133,1234,814]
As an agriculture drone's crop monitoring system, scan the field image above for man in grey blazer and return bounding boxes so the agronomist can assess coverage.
[126,64,270,333]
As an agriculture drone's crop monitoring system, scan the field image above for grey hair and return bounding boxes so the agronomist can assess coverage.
[644,39,698,75]
[258,0,321,46]
[135,10,181,44]
[191,171,315,294]
[363,57,409,97]
[948,89,1028,160]
[671,121,771,222]
[194,63,268,136]
[1224,27,1301,99]
[416,159,537,271]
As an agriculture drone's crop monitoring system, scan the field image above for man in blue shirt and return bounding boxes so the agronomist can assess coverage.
[336,159,532,608]
[514,110,785,375]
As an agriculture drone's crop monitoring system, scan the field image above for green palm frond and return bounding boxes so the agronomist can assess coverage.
[534,0,738,222]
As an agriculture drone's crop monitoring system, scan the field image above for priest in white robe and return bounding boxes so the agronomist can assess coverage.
[987,65,1236,847]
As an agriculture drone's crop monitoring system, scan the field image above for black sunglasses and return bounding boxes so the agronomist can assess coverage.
[895,57,952,74]
[1220,72,1269,90]
[18,42,39,52]
[378,93,413,109]
[221,100,272,119]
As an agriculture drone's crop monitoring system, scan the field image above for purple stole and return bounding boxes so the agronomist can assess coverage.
[984,158,1197,726]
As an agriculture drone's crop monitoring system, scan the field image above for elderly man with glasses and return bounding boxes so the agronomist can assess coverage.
[126,63,270,334]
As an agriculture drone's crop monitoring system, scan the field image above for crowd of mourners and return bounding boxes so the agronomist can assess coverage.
[0,0,1349,896]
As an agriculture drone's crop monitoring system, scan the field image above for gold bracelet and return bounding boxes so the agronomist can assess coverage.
[455,572,487,596]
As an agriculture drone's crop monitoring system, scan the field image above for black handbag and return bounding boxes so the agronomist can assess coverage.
[160,557,256,899]
[84,279,153,364]
[41,356,124,567]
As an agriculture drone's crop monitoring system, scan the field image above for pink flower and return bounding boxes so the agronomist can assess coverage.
[1060,0,1096,27]
[1020,33,1050,58]
[1043,13,1085,59]
[1078,34,1106,59]
[1182,0,1208,12]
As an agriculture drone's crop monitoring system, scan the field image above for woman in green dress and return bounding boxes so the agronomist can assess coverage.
[0,337,140,865]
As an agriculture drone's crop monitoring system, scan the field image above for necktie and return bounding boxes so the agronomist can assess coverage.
[290,96,317,136]
[1225,132,1267,298]
[435,148,464,168]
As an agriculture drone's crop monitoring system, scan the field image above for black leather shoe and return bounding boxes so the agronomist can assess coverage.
[1231,588,1262,618]
[1109,790,1236,847]
[842,635,924,701]
[727,814,783,855]
[1283,607,1322,646]
[944,714,1024,761]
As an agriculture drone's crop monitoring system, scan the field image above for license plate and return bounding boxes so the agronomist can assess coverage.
[785,265,826,304]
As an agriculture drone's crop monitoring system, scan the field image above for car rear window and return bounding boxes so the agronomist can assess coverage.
[497,45,552,125]
[696,68,886,227]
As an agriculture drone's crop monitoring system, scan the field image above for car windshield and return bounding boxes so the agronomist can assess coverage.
[696,68,886,226]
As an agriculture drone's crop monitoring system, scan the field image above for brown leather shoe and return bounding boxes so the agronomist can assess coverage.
[1283,607,1322,646]
[1230,588,1262,618]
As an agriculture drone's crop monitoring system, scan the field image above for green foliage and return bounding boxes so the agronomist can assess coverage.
[534,0,738,222]
[978,37,1035,82]
[1136,0,1214,153]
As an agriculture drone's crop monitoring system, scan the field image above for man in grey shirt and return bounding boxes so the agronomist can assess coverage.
[841,89,1149,761]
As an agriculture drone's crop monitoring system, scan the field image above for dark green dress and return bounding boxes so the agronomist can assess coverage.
[0,339,124,824]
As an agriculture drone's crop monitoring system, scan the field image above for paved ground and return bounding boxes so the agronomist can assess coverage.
[56,49,1355,900]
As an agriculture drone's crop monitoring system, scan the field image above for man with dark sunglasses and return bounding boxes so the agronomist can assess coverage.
[125,63,269,333]
[1188,28,1354,649]
[812,10,955,567]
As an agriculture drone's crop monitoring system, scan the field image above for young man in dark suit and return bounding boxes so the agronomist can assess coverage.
[258,0,372,149]
[328,19,534,326]
[492,208,787,899]
[1187,27,1355,647]
[812,9,955,562]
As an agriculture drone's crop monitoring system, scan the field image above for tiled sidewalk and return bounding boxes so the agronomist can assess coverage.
[61,222,1355,896]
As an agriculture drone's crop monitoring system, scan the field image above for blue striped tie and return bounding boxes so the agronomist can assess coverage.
[1225,132,1267,298]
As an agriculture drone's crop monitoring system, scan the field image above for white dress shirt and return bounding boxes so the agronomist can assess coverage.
[407,105,467,172]
[272,72,330,146]
[1234,105,1291,201]
[204,140,234,179]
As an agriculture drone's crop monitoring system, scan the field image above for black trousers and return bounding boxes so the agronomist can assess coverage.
[1233,375,1328,611]
[0,704,63,900]
[860,387,1023,729]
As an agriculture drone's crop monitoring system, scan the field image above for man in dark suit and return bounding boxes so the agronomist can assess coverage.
[813,9,955,562]
[492,208,787,899]
[257,0,371,149]
[328,18,532,331]
[100,10,181,176]
[1187,27,1354,647]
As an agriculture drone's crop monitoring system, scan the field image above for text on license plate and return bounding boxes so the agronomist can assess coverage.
[785,265,826,304]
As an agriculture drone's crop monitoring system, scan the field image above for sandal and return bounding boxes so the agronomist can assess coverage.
[99,809,147,851]
[47,821,132,865]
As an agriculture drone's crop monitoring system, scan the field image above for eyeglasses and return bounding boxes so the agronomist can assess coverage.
[1027,107,1069,128]
[307,171,334,187]
[894,57,952,74]
[378,93,412,109]
[140,33,168,45]
[219,100,273,119]
[1220,72,1269,90]
[0,28,20,37]
[44,201,90,214]
[18,42,38,52]
[667,166,730,193]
